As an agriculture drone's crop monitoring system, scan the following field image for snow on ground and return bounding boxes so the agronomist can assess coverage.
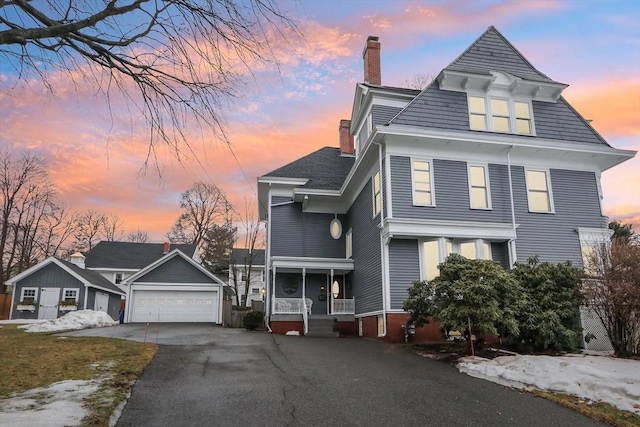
[11,310,117,333]
[458,354,640,414]
[0,379,100,426]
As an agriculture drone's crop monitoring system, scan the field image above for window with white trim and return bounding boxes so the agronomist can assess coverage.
[468,95,533,135]
[422,238,493,279]
[468,164,491,209]
[422,240,441,281]
[412,159,434,206]
[20,287,38,303]
[346,228,353,258]
[525,169,554,213]
[63,288,78,303]
[115,273,123,284]
[579,228,611,275]
[372,171,381,216]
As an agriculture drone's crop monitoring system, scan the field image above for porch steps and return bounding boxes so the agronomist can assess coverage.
[306,317,339,338]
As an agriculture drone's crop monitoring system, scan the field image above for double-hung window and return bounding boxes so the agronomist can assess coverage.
[468,164,491,209]
[63,289,78,303]
[526,169,554,213]
[346,228,353,258]
[412,159,435,206]
[468,96,533,135]
[422,238,493,281]
[372,171,381,216]
[21,288,37,303]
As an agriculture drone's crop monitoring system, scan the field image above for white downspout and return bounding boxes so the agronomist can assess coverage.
[506,145,518,267]
[374,140,387,337]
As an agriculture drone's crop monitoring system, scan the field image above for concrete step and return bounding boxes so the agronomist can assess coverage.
[306,319,339,337]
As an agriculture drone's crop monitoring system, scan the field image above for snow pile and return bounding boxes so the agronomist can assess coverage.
[458,354,640,413]
[0,379,100,426]
[17,310,117,333]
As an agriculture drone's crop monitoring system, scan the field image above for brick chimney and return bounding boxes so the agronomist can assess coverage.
[339,119,354,155]
[163,242,170,254]
[363,36,381,85]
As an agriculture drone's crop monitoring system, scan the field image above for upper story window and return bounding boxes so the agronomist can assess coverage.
[468,95,533,135]
[468,164,491,210]
[372,171,381,216]
[525,169,554,213]
[346,228,353,258]
[115,273,123,284]
[412,159,435,206]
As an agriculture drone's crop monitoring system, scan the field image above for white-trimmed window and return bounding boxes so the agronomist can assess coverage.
[578,228,611,275]
[468,95,534,135]
[423,239,492,276]
[115,273,123,284]
[346,228,353,258]
[412,159,435,206]
[62,288,78,303]
[525,169,554,213]
[422,240,441,281]
[468,164,491,209]
[20,287,38,303]
[372,171,381,216]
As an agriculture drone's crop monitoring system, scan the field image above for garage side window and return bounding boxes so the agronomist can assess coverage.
[20,288,38,303]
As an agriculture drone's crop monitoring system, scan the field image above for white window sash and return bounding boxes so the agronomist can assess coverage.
[467,163,492,210]
[524,168,555,213]
[411,158,436,207]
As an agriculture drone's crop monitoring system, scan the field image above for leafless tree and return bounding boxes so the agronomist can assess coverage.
[102,213,124,241]
[0,1,299,168]
[167,182,232,246]
[0,149,51,288]
[126,228,151,243]
[400,73,435,90]
[236,198,263,306]
[583,235,640,356]
[73,209,105,252]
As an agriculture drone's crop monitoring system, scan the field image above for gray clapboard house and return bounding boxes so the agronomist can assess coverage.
[257,27,635,341]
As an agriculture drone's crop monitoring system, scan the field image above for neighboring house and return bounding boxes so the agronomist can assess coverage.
[7,253,124,321]
[228,248,266,306]
[85,241,200,293]
[123,249,225,324]
[257,27,635,341]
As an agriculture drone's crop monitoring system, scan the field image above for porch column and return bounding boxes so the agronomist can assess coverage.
[329,268,334,315]
[271,265,276,314]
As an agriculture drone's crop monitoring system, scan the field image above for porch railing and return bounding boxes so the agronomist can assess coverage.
[273,298,308,314]
[331,298,355,314]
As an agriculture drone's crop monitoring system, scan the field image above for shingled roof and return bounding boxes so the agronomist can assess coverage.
[263,147,355,191]
[60,259,125,294]
[85,241,198,269]
[231,248,265,266]
[445,26,557,83]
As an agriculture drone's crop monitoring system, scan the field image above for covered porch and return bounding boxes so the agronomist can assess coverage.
[269,256,355,322]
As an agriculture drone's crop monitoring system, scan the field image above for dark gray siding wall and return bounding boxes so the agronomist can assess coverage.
[491,242,510,269]
[512,167,607,266]
[135,256,214,283]
[272,196,292,204]
[391,156,511,223]
[388,239,421,310]
[372,105,402,125]
[391,85,469,131]
[532,99,606,145]
[85,288,120,321]
[12,263,86,319]
[346,178,383,315]
[271,202,346,258]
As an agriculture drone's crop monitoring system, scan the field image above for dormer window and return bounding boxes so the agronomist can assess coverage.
[468,95,533,135]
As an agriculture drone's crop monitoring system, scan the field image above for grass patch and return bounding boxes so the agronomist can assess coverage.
[532,390,640,427]
[0,324,157,426]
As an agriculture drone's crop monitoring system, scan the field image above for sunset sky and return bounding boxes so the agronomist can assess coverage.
[1,0,639,241]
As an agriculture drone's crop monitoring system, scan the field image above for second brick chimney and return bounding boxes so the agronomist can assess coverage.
[363,36,381,85]
[163,242,170,254]
[339,119,354,155]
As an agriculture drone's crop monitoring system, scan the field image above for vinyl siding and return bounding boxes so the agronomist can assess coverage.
[372,105,402,125]
[85,288,121,321]
[270,202,346,258]
[347,178,383,314]
[391,156,511,223]
[272,196,292,204]
[388,239,421,310]
[512,167,607,266]
[135,256,214,283]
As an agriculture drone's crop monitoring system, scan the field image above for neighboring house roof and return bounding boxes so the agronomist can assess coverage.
[122,249,225,285]
[263,147,355,190]
[444,25,556,84]
[5,257,125,295]
[231,248,266,266]
[85,241,197,269]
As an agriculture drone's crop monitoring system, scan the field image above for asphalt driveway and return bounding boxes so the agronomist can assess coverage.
[65,325,602,426]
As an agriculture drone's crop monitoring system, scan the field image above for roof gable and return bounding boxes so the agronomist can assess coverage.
[123,249,225,285]
[85,241,197,269]
[262,147,355,190]
[445,26,555,83]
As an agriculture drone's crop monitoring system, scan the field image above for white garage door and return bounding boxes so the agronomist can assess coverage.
[130,290,218,323]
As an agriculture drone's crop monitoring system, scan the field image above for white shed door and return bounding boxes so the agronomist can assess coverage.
[130,290,218,323]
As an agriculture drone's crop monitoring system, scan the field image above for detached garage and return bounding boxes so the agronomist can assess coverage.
[124,249,225,324]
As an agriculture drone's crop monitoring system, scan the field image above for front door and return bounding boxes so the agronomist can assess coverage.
[38,288,60,320]
[94,292,109,313]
